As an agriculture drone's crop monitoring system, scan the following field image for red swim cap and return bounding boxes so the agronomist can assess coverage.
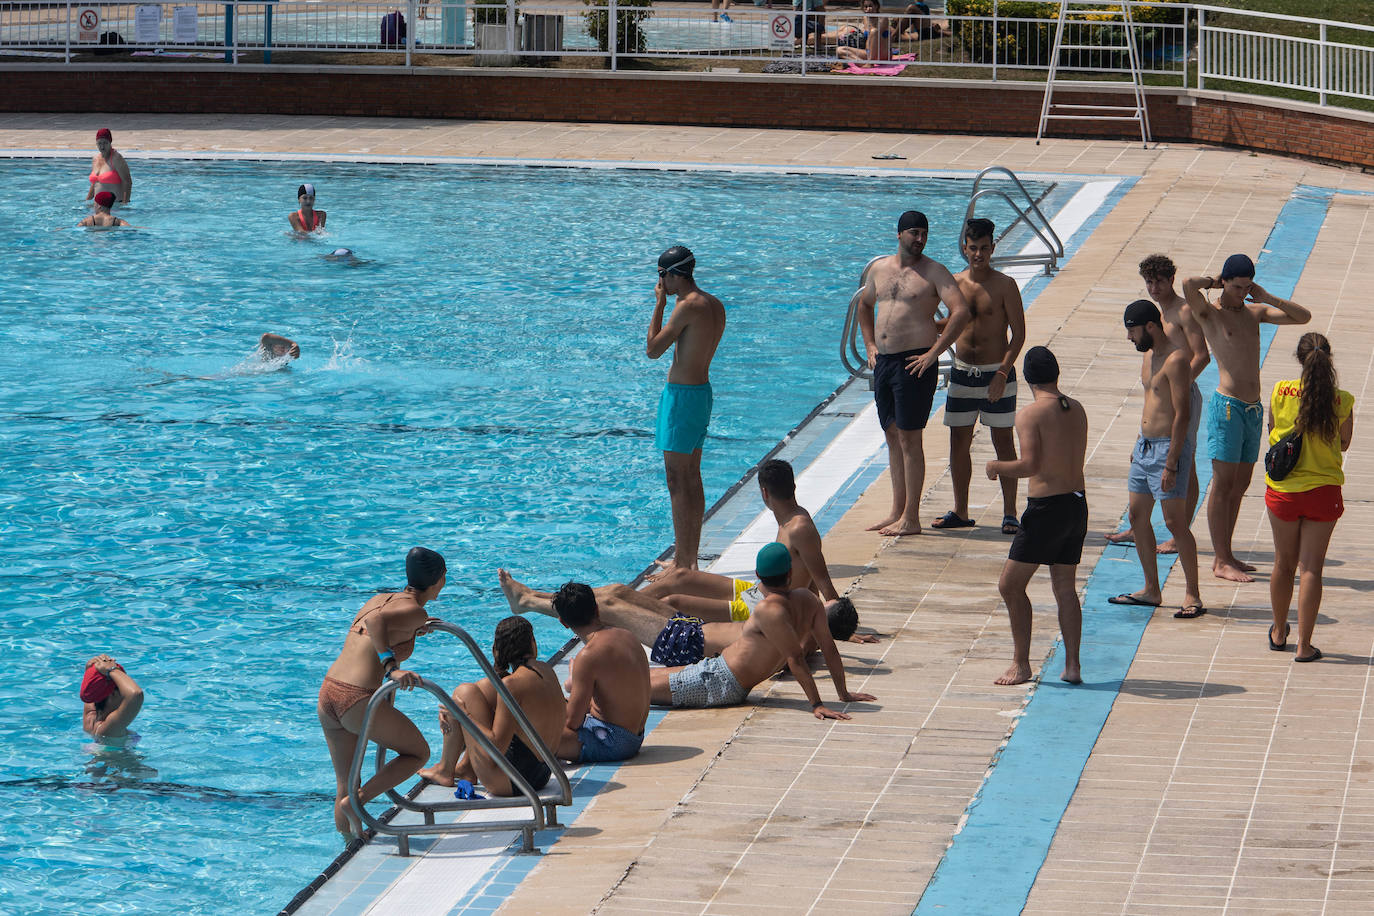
[94,191,115,208]
[96,128,112,141]
[80,665,116,704]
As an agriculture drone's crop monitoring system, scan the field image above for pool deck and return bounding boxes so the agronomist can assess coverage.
[14,115,1374,915]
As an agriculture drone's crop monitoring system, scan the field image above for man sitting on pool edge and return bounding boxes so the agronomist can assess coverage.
[653,544,873,715]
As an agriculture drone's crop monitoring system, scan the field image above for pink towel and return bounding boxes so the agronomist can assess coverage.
[842,53,915,76]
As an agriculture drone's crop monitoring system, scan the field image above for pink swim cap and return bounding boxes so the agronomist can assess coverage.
[94,191,115,208]
[96,128,112,141]
[80,665,116,704]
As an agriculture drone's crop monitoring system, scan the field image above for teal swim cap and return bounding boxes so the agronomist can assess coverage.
[755,542,792,579]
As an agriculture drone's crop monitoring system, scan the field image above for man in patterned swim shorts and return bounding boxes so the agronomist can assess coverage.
[652,543,875,716]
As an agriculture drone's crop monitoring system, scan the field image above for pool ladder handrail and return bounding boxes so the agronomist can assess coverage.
[963,165,1065,276]
[346,619,573,856]
[840,256,953,389]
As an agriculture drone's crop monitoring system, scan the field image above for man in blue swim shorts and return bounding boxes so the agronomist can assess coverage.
[529,582,651,764]
[647,246,726,572]
[857,210,971,536]
[1184,254,1311,582]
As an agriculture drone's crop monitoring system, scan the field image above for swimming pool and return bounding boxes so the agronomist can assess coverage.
[0,157,1052,914]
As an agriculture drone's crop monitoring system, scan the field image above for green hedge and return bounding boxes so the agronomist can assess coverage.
[945,0,1187,67]
[582,0,654,54]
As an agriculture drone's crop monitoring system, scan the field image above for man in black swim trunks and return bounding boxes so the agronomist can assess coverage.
[985,347,1089,686]
[857,210,972,536]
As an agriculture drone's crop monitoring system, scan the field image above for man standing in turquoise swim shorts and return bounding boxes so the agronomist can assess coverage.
[1184,255,1311,583]
[647,246,726,571]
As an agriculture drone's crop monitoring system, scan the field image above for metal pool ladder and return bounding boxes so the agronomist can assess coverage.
[345,619,573,856]
[964,166,1065,276]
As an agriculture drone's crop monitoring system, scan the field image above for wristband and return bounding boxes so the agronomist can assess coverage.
[379,649,396,669]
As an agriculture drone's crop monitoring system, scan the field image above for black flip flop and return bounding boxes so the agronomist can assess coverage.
[1174,604,1207,619]
[1268,624,1288,651]
[1295,647,1323,663]
[930,511,975,529]
[1108,593,1161,607]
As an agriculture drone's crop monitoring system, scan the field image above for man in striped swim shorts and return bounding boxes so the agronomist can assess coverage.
[932,218,1025,535]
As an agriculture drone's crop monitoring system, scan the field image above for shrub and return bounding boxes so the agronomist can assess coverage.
[946,0,1185,67]
[582,0,655,54]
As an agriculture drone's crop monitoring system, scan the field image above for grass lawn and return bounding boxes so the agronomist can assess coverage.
[1200,2,1374,28]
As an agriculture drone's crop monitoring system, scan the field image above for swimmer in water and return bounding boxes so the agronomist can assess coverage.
[260,333,300,360]
[289,184,327,233]
[86,128,132,205]
[81,654,145,744]
[77,191,130,228]
[325,248,354,261]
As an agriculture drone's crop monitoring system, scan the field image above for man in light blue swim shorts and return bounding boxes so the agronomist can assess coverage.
[646,245,726,572]
[1184,254,1311,582]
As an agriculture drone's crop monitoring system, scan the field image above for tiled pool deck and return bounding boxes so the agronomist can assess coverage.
[13,115,1374,914]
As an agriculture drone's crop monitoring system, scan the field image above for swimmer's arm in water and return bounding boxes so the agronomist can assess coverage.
[987,409,1040,481]
[645,281,691,359]
[88,668,145,738]
[259,333,300,359]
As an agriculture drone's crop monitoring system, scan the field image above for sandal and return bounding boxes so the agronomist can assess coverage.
[930,510,975,529]
[1001,515,1021,535]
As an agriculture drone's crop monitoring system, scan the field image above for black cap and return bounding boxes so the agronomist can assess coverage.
[1220,253,1255,280]
[898,210,929,233]
[1022,346,1060,385]
[1123,299,1161,328]
[405,546,446,591]
[658,246,695,276]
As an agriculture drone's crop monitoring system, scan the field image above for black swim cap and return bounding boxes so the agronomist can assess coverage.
[658,246,695,276]
[1123,299,1161,328]
[1220,253,1255,280]
[1022,346,1060,385]
[898,210,929,232]
[405,546,446,591]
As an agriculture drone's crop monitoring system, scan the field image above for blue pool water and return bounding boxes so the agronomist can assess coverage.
[0,157,1050,915]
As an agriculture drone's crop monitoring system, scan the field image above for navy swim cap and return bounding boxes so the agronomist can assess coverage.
[1123,299,1161,328]
[405,547,446,591]
[1022,346,1059,385]
[898,210,929,232]
[658,246,695,276]
[1220,253,1255,280]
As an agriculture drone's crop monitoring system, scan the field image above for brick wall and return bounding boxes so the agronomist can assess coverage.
[2,66,1371,170]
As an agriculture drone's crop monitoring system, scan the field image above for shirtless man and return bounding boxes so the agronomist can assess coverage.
[858,210,972,536]
[502,570,868,660]
[77,191,130,228]
[932,218,1025,533]
[642,459,875,642]
[289,184,327,233]
[547,583,651,764]
[81,654,145,744]
[647,245,726,571]
[1108,300,1204,619]
[654,543,874,715]
[985,347,1088,686]
[1106,254,1209,553]
[1183,254,1312,582]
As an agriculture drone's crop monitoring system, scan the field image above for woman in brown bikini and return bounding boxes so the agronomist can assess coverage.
[318,546,446,839]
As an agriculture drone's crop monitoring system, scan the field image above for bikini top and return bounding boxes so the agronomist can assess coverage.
[89,155,121,185]
[296,209,319,231]
[351,592,420,660]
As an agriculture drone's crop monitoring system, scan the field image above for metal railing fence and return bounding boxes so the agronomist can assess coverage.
[2,3,1372,110]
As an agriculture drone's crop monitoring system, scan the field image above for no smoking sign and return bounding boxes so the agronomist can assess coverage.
[770,13,793,48]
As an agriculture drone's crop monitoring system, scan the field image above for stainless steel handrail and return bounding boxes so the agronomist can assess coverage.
[345,619,573,856]
[964,165,1066,276]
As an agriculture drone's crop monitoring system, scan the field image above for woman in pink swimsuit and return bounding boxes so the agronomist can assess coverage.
[318,547,446,839]
[86,128,132,205]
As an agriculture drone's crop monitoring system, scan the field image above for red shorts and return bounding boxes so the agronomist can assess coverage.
[1265,485,1344,523]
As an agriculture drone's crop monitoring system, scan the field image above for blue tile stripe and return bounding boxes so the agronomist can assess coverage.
[914,184,1337,915]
